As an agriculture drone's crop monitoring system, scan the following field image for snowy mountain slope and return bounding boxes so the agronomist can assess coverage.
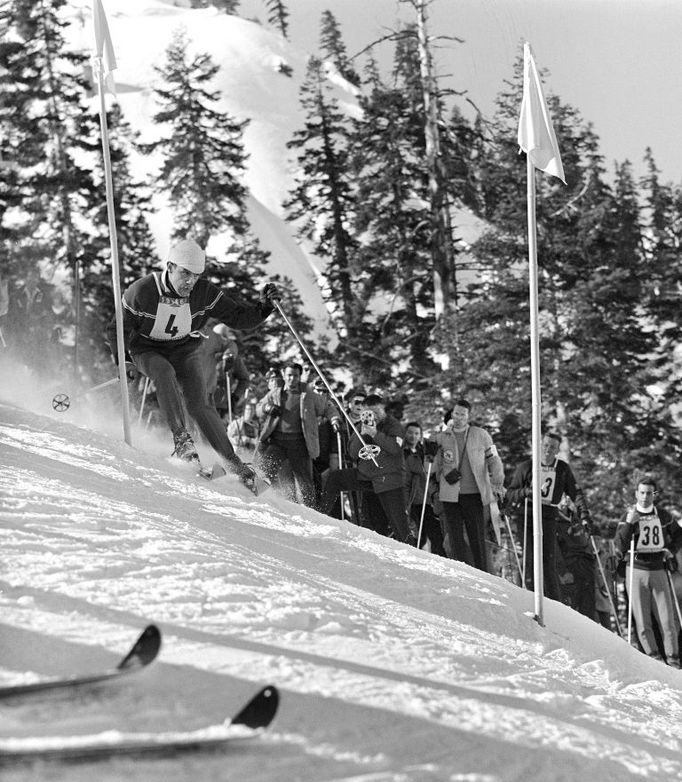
[65,0,358,339]
[2,382,682,779]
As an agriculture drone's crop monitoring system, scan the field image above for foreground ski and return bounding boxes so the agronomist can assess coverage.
[0,625,161,700]
[0,685,279,762]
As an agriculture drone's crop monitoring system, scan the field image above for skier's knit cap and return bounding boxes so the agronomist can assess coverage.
[168,238,205,274]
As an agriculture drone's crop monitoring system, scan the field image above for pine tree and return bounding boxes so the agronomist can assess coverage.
[0,0,104,373]
[319,10,359,86]
[285,55,357,340]
[264,0,289,39]
[141,29,250,251]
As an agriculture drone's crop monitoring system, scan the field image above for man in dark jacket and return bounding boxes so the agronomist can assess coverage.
[106,238,278,491]
[403,422,445,555]
[320,395,411,543]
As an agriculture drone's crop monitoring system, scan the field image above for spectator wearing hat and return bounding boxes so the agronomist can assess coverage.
[432,400,505,572]
[321,394,411,543]
[256,362,340,507]
[106,237,279,492]
[198,321,250,421]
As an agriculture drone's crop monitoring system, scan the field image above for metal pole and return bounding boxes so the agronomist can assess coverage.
[226,372,233,423]
[271,300,378,466]
[94,56,132,445]
[665,569,682,631]
[590,535,623,638]
[502,510,524,581]
[336,429,345,522]
[416,461,433,550]
[527,156,544,626]
[138,376,150,425]
[627,537,636,645]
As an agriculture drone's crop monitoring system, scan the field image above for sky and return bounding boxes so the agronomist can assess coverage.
[247,0,682,185]
[2,368,682,780]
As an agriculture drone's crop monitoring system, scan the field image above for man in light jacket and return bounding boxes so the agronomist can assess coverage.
[432,399,505,572]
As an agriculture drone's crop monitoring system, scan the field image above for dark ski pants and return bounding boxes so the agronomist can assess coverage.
[321,468,410,543]
[441,493,488,572]
[522,510,562,601]
[258,437,316,508]
[410,503,446,556]
[133,340,239,466]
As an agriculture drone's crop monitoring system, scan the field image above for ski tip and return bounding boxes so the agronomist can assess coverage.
[118,624,162,670]
[231,685,279,729]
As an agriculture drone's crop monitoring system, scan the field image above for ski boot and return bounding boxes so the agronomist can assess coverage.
[226,456,265,496]
[172,429,199,464]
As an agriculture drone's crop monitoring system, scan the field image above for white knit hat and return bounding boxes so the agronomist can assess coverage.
[168,239,205,274]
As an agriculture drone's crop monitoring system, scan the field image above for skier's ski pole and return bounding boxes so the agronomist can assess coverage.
[226,372,233,423]
[627,537,635,644]
[52,377,120,412]
[665,567,682,630]
[416,461,433,549]
[336,429,345,521]
[589,535,623,638]
[271,300,379,467]
[138,376,150,425]
[522,497,528,583]
[502,509,523,581]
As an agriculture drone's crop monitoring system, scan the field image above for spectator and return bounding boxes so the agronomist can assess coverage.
[403,421,446,556]
[506,432,592,601]
[211,324,250,420]
[256,362,339,508]
[106,237,278,492]
[432,400,505,572]
[321,394,411,544]
[614,477,682,666]
[227,399,261,459]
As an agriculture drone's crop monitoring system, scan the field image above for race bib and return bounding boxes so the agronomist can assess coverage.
[540,465,557,506]
[636,514,665,552]
[149,296,193,341]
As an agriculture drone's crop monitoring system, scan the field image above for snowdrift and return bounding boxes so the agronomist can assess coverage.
[1,386,682,780]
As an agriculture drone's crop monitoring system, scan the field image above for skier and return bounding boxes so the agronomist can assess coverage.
[106,238,279,491]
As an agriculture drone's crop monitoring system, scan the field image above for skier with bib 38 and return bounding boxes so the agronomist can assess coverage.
[106,238,279,492]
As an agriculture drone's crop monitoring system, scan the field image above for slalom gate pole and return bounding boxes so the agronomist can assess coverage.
[416,461,433,550]
[271,300,379,467]
[589,535,623,638]
[336,429,345,521]
[627,538,635,645]
[665,568,682,630]
[138,376,150,425]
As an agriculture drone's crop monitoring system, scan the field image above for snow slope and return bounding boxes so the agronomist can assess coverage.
[2,375,682,780]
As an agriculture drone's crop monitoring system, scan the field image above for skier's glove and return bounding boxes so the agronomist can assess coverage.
[261,282,281,304]
[331,417,341,433]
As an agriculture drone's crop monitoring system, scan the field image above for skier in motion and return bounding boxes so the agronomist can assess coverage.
[106,238,279,492]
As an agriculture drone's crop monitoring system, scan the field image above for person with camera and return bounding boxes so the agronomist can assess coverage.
[432,400,505,572]
[256,362,340,508]
[613,477,682,667]
[320,394,411,544]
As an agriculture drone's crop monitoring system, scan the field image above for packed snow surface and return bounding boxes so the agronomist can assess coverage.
[1,373,682,780]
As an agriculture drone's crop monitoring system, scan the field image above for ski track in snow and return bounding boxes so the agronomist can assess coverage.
[2,405,682,780]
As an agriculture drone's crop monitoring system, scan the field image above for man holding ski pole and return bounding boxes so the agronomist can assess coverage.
[106,238,279,493]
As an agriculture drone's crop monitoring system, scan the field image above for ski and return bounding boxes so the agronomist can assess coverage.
[0,625,161,701]
[0,685,279,762]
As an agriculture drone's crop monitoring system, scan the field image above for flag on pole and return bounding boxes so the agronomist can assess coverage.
[518,43,565,184]
[92,0,117,95]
